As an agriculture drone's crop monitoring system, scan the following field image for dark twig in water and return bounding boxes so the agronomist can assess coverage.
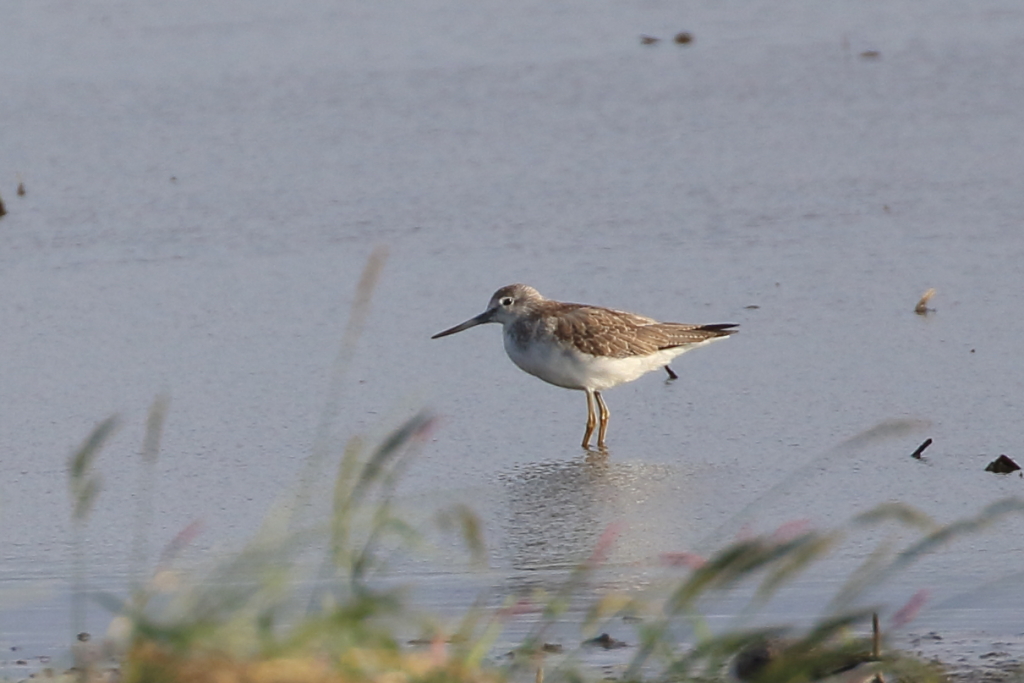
[911,438,932,460]
[870,613,885,683]
[665,365,678,380]
[872,612,880,658]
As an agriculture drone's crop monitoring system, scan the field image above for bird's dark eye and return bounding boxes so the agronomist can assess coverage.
[500,296,514,307]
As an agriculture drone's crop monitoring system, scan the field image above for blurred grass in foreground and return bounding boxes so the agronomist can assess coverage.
[62,251,1024,683]
[70,417,1024,683]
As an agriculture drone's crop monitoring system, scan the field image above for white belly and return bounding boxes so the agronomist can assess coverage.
[502,331,692,391]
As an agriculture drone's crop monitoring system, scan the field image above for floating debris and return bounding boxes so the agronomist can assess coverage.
[674,32,693,44]
[665,366,678,380]
[503,643,563,658]
[985,455,1020,474]
[407,634,466,646]
[860,50,881,59]
[17,181,25,196]
[583,633,628,649]
[0,191,6,217]
[744,304,761,309]
[915,288,936,315]
[911,438,933,460]
[640,35,661,45]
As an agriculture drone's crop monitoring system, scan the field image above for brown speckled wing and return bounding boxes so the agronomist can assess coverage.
[549,306,736,359]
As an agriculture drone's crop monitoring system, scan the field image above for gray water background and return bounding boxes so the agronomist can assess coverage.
[2,0,1024,666]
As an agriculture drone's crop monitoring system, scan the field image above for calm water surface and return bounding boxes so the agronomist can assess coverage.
[2,0,1024,666]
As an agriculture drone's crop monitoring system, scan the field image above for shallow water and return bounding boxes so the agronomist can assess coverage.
[2,0,1024,667]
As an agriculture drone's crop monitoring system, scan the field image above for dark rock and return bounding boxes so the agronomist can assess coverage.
[733,639,786,681]
[583,633,628,649]
[985,455,1020,474]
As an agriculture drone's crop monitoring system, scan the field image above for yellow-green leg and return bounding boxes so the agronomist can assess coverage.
[582,389,597,448]
[596,391,610,448]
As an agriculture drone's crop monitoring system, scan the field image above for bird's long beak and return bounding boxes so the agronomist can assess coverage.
[431,310,494,339]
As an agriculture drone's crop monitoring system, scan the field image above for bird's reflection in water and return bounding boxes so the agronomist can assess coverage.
[498,451,677,573]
